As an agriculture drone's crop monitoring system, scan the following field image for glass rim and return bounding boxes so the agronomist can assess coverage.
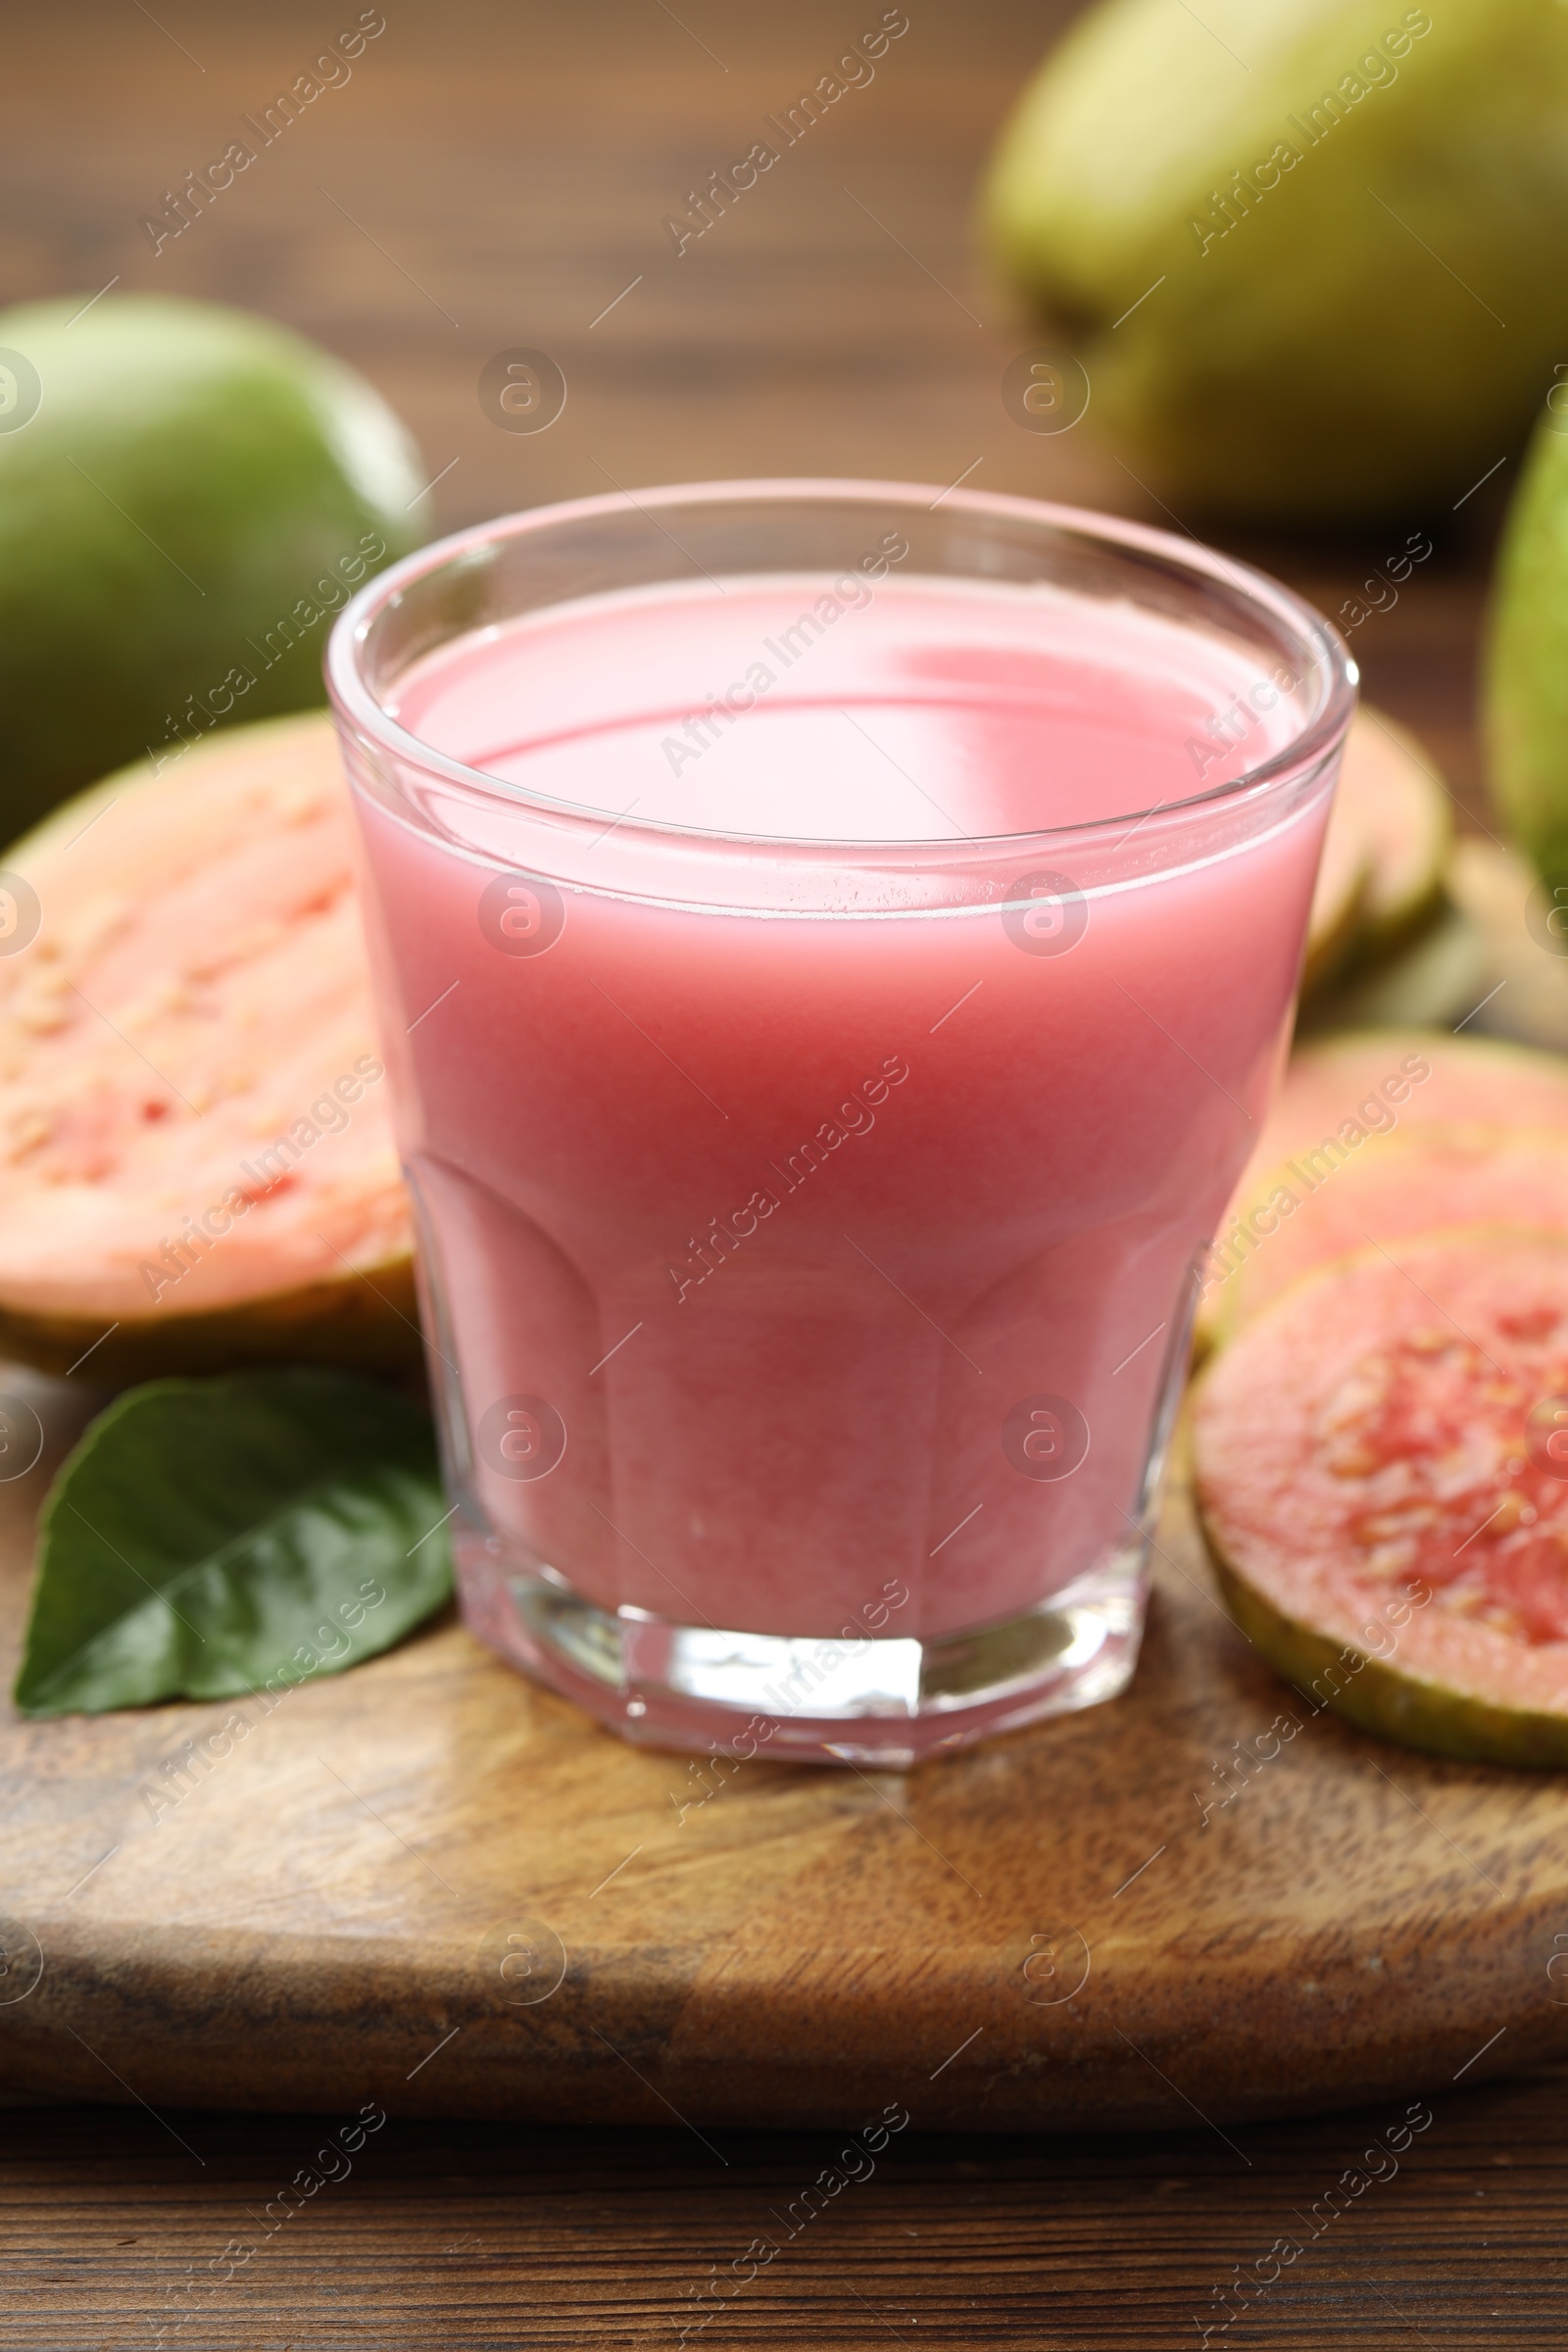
[324,476,1359,855]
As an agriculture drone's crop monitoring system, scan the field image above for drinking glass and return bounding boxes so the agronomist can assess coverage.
[326,479,1355,1766]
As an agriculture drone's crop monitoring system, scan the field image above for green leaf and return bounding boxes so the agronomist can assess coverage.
[13,1368,454,1718]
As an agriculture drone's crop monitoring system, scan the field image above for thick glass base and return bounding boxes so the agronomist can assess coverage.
[454,1528,1149,1767]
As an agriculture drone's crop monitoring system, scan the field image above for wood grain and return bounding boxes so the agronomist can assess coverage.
[2,1384,1565,2137]
[4,2074,1568,2350]
[0,0,1554,2340]
[0,0,1505,836]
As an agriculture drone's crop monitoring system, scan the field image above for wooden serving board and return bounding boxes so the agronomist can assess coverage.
[2,1368,1566,2135]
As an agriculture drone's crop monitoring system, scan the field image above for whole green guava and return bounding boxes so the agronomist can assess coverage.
[0,293,429,841]
[1486,407,1568,895]
[984,0,1568,524]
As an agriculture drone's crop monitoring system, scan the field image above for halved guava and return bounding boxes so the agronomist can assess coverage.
[1195,1228,1568,1766]
[1206,1127,1568,1347]
[1302,771,1368,995]
[1196,1031,1568,1356]
[1297,898,1490,1041]
[0,292,428,839]
[1301,707,1449,995]
[0,712,416,1380]
[1335,709,1452,961]
[1446,838,1568,1056]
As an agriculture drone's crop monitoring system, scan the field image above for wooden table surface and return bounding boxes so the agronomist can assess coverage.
[0,2,1550,2344]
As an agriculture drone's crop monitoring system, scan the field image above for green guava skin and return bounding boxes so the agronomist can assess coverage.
[983,0,1568,524]
[0,294,430,843]
[1486,416,1568,893]
[1205,1542,1568,1768]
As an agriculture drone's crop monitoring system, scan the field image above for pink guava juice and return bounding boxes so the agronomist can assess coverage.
[330,487,1351,1760]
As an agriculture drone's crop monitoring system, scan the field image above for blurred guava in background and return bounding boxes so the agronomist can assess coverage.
[1486,401,1568,900]
[0,294,429,842]
[984,0,1568,525]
